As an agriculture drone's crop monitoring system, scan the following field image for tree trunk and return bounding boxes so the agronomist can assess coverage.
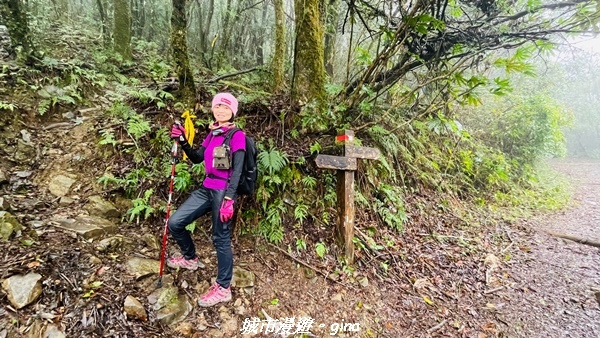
[272,0,285,92]
[0,0,37,63]
[50,0,69,20]
[114,0,132,60]
[171,0,196,103]
[255,0,267,65]
[131,0,145,38]
[220,0,234,62]
[292,0,326,108]
[138,0,147,38]
[203,0,214,52]
[96,0,110,46]
[323,0,340,78]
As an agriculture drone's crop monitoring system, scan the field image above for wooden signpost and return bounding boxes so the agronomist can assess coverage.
[315,130,380,263]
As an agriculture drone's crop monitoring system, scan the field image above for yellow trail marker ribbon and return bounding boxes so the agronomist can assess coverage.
[181,110,196,161]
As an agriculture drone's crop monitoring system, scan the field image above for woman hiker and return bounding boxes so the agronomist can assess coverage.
[167,92,246,307]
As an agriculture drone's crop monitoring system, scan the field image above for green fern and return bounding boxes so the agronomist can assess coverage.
[126,189,155,224]
[258,148,289,175]
[296,238,307,251]
[375,184,408,231]
[37,99,51,115]
[315,242,327,258]
[168,163,192,192]
[294,203,309,224]
[258,198,286,243]
[127,114,151,140]
[0,100,15,111]
[301,176,317,189]
[309,141,322,154]
[99,129,118,146]
[97,173,124,189]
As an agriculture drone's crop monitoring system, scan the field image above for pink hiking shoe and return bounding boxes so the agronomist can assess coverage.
[198,283,232,307]
[166,256,205,270]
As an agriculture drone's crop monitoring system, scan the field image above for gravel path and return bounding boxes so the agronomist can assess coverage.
[495,160,600,338]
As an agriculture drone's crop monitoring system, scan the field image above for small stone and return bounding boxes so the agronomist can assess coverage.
[0,211,23,241]
[113,195,133,211]
[0,169,7,184]
[0,197,10,211]
[484,254,501,270]
[156,293,192,326]
[15,170,32,178]
[303,267,316,279]
[357,276,369,287]
[14,140,35,163]
[1,273,43,309]
[148,286,178,308]
[231,266,255,288]
[59,197,74,207]
[89,255,102,265]
[220,317,238,337]
[20,130,31,143]
[174,322,194,337]
[48,175,76,197]
[142,233,160,250]
[124,295,147,321]
[234,298,242,307]
[331,293,343,302]
[28,220,44,228]
[43,325,66,338]
[52,216,116,239]
[84,196,119,219]
[62,111,75,119]
[126,257,159,279]
[96,236,124,252]
[328,272,340,281]
[26,319,45,338]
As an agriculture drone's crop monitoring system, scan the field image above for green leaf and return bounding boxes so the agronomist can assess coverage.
[315,242,326,258]
[82,290,95,298]
[90,281,104,289]
[20,239,34,246]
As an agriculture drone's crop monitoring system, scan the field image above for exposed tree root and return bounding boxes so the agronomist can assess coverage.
[545,231,600,248]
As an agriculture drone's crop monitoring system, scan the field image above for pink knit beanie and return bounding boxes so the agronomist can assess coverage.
[212,93,238,116]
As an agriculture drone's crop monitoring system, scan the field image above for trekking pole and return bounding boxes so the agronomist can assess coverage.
[158,122,181,288]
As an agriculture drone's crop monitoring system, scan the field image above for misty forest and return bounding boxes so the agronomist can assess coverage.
[0,0,600,337]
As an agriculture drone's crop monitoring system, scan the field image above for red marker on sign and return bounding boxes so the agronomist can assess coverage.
[336,134,353,143]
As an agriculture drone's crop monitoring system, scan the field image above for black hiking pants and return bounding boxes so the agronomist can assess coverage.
[168,186,234,288]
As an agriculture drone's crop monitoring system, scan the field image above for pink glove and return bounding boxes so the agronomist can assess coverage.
[170,124,187,142]
[220,199,235,222]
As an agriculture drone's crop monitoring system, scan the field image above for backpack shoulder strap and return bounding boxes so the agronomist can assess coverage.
[223,127,242,147]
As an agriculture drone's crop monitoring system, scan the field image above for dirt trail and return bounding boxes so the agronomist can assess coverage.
[2,108,600,338]
[493,159,600,338]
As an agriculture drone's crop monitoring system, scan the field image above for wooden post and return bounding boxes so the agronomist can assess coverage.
[337,169,355,262]
[315,130,380,264]
[337,130,355,263]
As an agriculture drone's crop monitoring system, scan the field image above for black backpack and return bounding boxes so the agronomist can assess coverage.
[223,128,258,195]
